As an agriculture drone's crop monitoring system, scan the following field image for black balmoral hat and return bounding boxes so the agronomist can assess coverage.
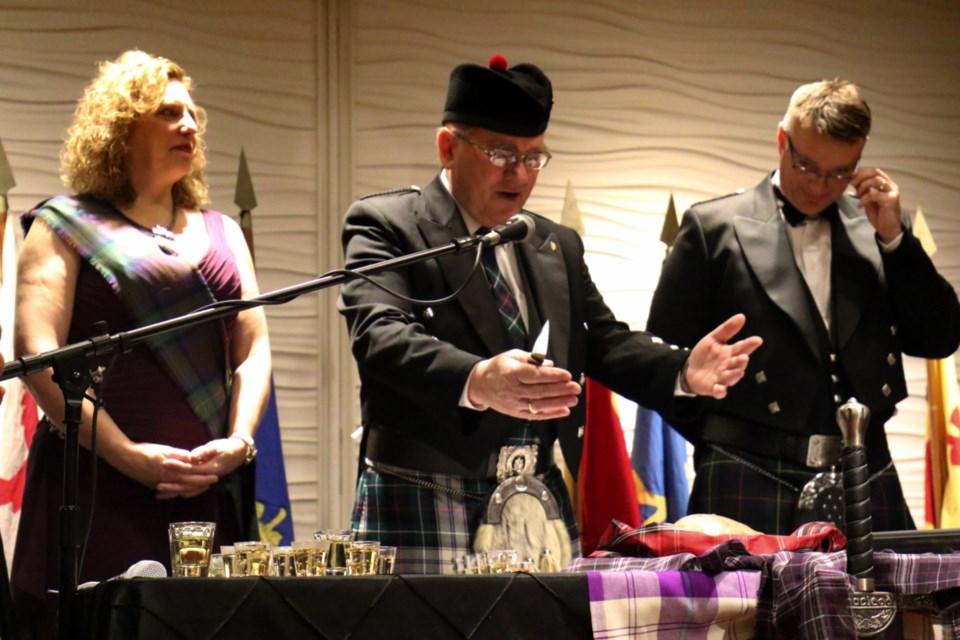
[442,55,553,137]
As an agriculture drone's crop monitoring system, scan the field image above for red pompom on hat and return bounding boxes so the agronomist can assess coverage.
[488,54,508,71]
[442,56,553,137]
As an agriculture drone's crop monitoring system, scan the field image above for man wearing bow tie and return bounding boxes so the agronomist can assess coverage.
[648,79,960,535]
[339,56,762,573]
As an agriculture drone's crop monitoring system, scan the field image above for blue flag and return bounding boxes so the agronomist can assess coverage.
[254,380,294,545]
[631,406,689,524]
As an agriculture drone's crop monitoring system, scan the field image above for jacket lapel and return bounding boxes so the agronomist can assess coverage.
[518,225,570,369]
[416,177,513,356]
[832,196,881,351]
[734,177,824,361]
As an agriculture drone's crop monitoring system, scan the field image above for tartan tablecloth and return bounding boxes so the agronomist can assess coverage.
[586,569,760,639]
[570,547,960,639]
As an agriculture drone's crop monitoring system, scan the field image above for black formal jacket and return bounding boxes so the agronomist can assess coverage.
[338,176,692,479]
[648,174,960,460]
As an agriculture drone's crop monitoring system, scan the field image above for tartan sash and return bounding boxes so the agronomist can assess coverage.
[26,195,230,438]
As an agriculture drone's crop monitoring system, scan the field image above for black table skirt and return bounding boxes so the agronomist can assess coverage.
[75,573,592,639]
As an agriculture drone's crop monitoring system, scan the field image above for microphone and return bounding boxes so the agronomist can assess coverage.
[78,559,168,589]
[479,213,535,247]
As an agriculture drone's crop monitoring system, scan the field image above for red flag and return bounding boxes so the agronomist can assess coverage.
[577,379,642,555]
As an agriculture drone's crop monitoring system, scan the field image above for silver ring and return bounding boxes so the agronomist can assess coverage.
[527,401,538,415]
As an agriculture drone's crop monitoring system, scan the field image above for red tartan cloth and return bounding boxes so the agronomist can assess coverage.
[592,519,846,557]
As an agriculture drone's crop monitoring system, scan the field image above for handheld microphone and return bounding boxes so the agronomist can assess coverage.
[479,213,535,247]
[78,559,168,588]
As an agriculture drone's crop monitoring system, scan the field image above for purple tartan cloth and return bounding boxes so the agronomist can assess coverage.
[569,550,960,639]
[587,570,760,639]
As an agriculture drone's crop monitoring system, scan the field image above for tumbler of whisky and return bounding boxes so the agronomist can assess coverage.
[168,521,216,577]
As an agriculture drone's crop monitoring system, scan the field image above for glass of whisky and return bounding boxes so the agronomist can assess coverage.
[168,521,216,577]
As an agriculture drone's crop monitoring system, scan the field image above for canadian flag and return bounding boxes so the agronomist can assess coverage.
[0,211,40,570]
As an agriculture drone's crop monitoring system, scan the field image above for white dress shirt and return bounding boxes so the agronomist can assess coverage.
[772,171,902,336]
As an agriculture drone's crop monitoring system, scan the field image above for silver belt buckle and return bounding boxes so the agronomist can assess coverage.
[496,445,538,482]
[806,434,842,468]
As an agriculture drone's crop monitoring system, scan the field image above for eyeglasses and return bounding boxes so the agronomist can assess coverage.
[785,133,858,185]
[451,129,551,171]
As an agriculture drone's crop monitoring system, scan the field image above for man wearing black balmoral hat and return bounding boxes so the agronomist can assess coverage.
[338,55,762,574]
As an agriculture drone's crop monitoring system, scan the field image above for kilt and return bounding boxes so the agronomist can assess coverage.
[351,461,581,574]
[689,444,915,535]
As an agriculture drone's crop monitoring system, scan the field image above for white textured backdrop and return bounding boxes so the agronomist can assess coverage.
[0,0,957,545]
[350,0,960,528]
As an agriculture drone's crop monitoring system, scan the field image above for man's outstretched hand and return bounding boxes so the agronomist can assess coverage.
[684,314,762,399]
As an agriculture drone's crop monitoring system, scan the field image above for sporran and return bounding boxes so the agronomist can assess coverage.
[473,445,571,571]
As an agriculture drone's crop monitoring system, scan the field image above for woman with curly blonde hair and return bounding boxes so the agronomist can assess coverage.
[12,50,271,635]
[60,49,209,209]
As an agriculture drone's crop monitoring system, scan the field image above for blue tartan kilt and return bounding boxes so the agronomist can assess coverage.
[689,444,915,535]
[351,461,581,574]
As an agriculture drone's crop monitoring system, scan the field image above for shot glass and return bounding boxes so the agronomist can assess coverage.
[208,554,226,577]
[474,552,491,574]
[292,539,328,576]
[220,545,235,578]
[377,546,397,575]
[271,546,295,577]
[318,529,354,573]
[460,554,476,575]
[488,549,518,574]
[234,540,271,577]
[168,521,216,577]
[347,540,380,576]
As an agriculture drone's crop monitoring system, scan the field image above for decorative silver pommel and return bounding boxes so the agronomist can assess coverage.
[836,397,871,448]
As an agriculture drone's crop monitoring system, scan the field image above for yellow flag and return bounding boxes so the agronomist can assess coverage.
[926,355,960,528]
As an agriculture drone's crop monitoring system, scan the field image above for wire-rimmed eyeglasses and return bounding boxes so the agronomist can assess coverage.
[785,133,858,185]
[451,129,551,171]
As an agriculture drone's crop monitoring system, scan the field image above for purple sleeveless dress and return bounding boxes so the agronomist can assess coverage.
[12,210,249,628]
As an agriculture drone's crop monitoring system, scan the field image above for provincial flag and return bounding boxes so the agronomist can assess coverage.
[236,149,294,545]
[632,406,688,524]
[924,355,960,528]
[254,381,293,545]
[913,206,960,530]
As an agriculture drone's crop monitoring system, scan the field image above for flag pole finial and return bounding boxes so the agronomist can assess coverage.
[234,148,258,259]
[659,194,679,252]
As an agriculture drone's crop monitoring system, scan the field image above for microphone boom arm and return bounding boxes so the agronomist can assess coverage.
[2,231,491,381]
[0,215,533,639]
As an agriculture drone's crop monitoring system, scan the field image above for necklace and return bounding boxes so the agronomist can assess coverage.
[151,203,179,256]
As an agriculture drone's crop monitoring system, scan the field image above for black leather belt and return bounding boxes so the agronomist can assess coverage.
[701,414,842,469]
[364,427,555,480]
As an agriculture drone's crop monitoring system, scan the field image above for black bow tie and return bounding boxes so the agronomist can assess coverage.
[774,187,837,227]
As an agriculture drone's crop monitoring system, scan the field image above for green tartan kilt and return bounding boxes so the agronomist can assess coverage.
[350,462,581,574]
[689,444,915,535]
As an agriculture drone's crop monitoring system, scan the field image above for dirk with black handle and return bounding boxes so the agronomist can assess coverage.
[836,398,896,638]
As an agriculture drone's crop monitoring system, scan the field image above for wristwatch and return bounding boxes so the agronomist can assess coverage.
[230,432,258,465]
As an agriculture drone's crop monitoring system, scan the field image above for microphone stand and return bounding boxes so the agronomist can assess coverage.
[0,231,492,640]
